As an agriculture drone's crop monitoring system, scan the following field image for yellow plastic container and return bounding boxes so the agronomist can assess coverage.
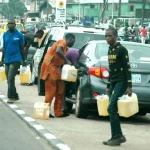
[61,64,78,82]
[20,65,31,83]
[33,102,50,120]
[96,95,109,116]
[0,66,6,81]
[118,93,139,118]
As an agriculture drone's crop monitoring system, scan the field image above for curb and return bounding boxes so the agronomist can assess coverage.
[0,95,71,150]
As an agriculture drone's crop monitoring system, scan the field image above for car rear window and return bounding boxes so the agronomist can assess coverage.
[95,43,150,61]
[64,32,105,49]
[95,43,109,59]
[123,44,150,61]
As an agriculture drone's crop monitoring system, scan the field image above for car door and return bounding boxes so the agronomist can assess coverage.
[37,29,58,95]
[33,30,55,77]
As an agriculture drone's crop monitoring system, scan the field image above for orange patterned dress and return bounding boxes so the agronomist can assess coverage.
[40,40,67,117]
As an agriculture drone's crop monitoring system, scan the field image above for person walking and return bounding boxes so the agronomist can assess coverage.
[103,27,132,146]
[134,25,140,42]
[40,33,75,117]
[141,26,147,44]
[123,26,130,41]
[20,30,44,86]
[0,19,25,103]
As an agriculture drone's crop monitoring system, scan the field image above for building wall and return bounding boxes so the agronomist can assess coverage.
[66,2,149,22]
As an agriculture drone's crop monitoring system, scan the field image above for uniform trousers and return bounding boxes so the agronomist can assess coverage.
[45,74,64,117]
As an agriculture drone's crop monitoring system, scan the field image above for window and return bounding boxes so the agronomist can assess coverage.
[123,44,150,61]
[64,32,105,49]
[129,5,135,12]
[95,43,109,60]
[79,43,93,62]
[114,4,118,11]
[90,4,97,8]
[44,30,55,46]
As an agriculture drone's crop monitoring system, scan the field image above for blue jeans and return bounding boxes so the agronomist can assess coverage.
[107,81,127,138]
[5,62,20,99]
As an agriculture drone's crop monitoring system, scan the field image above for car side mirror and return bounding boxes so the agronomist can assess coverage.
[32,42,38,48]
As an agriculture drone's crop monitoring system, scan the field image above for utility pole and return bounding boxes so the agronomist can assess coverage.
[141,0,146,26]
[99,0,108,23]
[118,0,121,18]
[47,0,49,21]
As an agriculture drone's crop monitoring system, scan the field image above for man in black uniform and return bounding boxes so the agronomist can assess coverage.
[103,27,132,146]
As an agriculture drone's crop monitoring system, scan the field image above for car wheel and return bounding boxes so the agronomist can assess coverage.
[31,65,37,84]
[136,111,147,116]
[75,87,89,118]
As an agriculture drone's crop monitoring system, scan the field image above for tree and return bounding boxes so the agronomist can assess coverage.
[1,0,27,19]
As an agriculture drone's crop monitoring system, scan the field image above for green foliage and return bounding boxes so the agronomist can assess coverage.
[1,0,27,19]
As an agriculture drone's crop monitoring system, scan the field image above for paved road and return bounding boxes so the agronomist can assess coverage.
[0,102,52,150]
[0,75,150,150]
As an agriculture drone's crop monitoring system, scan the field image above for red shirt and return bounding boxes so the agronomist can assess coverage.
[141,28,147,37]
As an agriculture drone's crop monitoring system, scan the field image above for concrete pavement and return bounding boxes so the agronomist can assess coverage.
[0,75,150,150]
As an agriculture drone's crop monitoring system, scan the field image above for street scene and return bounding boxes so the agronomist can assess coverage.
[0,0,150,150]
[0,77,150,150]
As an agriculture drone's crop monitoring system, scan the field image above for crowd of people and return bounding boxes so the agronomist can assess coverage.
[123,24,149,44]
[0,18,134,146]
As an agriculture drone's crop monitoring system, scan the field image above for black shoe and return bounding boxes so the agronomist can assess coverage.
[56,112,70,117]
[26,83,33,86]
[14,94,19,101]
[49,114,55,118]
[103,136,126,146]
[7,99,14,104]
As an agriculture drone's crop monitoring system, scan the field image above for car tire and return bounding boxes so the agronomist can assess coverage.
[75,87,89,118]
[136,111,147,116]
[31,64,37,84]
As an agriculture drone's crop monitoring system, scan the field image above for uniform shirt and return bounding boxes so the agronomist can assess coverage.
[66,48,79,64]
[24,32,34,46]
[107,42,132,88]
[3,30,24,64]
[40,40,67,80]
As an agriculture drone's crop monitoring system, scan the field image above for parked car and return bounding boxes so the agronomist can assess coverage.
[35,26,106,93]
[40,40,150,118]
[74,41,150,118]
[24,24,35,32]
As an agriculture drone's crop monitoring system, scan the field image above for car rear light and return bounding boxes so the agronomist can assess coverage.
[88,67,109,78]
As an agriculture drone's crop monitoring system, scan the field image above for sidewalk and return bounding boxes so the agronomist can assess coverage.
[0,76,150,150]
[0,95,70,150]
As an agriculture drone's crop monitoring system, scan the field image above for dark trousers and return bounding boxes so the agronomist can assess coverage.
[108,81,127,138]
[5,62,20,99]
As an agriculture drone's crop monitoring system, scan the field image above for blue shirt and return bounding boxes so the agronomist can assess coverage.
[3,29,24,63]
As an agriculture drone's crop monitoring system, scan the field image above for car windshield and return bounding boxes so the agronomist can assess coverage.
[65,33,105,49]
[95,43,150,61]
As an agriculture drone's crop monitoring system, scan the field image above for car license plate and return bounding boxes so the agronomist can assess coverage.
[132,74,141,83]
